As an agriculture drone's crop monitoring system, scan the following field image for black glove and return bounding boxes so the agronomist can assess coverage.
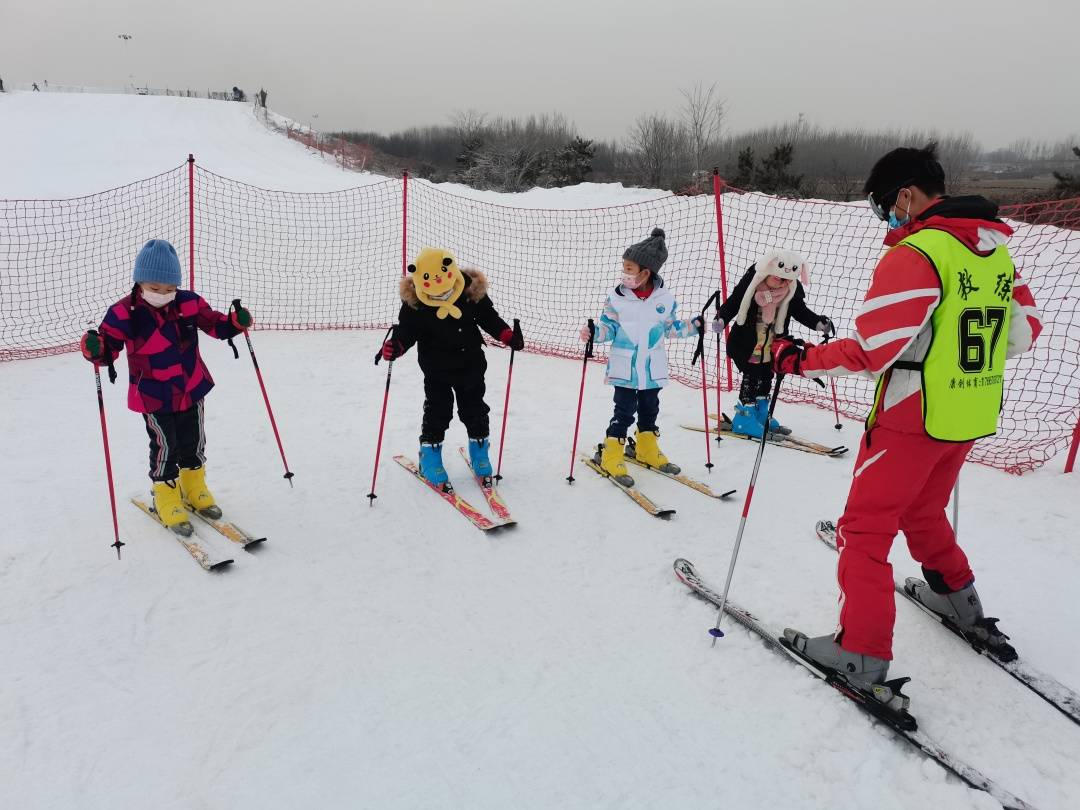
[80,330,104,362]
[816,318,835,339]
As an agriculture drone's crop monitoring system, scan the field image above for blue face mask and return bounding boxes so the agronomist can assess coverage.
[887,192,911,230]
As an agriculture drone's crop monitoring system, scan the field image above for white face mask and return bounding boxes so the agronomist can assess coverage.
[142,289,177,308]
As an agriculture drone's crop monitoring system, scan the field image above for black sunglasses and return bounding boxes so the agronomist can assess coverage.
[867,177,915,221]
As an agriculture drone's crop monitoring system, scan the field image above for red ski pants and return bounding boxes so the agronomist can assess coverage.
[834,426,974,660]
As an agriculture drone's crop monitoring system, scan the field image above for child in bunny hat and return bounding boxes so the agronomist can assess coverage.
[710,248,833,437]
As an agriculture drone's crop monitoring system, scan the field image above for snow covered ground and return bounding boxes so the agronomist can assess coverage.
[3,88,1080,810]
[2,332,1079,810]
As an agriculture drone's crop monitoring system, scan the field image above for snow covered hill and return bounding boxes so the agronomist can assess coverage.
[0,89,668,206]
[2,89,1079,810]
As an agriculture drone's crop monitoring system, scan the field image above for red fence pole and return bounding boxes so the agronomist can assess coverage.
[713,169,734,394]
[1065,418,1080,473]
[401,170,409,277]
[187,154,196,290]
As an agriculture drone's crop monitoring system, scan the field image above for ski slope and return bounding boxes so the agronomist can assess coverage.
[2,89,1080,810]
[2,333,1079,810]
[0,89,667,206]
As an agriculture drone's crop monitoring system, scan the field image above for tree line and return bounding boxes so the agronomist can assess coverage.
[334,84,1079,202]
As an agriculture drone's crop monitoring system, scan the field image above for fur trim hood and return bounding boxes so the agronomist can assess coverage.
[400,268,488,309]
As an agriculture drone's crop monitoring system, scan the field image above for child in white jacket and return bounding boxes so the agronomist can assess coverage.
[578,228,702,486]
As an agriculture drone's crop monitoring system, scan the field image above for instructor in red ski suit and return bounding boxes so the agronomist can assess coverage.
[771,144,1043,707]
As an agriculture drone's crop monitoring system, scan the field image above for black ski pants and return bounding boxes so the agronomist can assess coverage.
[419,355,490,443]
[143,401,207,482]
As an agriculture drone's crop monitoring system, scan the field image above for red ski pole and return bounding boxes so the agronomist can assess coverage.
[89,338,125,559]
[566,319,595,484]
[829,379,842,431]
[368,327,395,505]
[494,319,521,482]
[230,299,294,485]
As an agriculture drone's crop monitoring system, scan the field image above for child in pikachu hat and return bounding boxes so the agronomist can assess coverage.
[381,247,524,487]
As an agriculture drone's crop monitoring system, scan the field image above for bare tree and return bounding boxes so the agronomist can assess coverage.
[680,82,725,173]
[626,113,690,188]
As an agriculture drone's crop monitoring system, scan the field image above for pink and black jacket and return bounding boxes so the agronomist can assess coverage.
[97,287,241,414]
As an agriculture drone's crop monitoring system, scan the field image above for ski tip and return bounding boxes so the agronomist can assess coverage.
[210,559,235,570]
[708,627,725,638]
[657,509,676,520]
[720,488,737,499]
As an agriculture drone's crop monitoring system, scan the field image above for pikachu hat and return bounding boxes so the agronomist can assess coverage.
[407,247,466,319]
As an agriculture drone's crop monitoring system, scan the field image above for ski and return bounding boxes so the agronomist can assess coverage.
[457,447,516,525]
[131,497,234,571]
[682,417,848,458]
[393,455,507,532]
[187,508,267,548]
[673,558,1036,810]
[713,412,848,455]
[623,447,737,500]
[579,453,675,519]
[815,520,1080,728]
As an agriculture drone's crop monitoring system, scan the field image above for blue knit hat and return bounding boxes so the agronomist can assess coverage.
[133,239,182,286]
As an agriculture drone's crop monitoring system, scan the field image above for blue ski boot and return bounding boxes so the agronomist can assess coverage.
[730,402,765,438]
[755,396,790,435]
[467,437,493,479]
[419,442,449,488]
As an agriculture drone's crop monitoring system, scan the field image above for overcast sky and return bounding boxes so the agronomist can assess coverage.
[3,0,1077,149]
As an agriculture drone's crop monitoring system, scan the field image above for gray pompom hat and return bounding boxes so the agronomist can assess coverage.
[622,227,668,273]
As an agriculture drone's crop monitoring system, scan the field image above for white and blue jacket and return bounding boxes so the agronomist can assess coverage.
[593,276,699,390]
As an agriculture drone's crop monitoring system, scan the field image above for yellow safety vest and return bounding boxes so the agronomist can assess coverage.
[867,227,1015,441]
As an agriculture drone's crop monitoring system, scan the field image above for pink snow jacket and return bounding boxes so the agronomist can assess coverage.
[97,287,241,414]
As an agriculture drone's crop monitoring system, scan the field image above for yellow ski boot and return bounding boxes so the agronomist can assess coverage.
[152,480,194,536]
[631,430,681,475]
[598,436,635,487]
[179,466,223,519]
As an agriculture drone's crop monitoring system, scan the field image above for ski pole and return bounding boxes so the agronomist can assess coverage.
[494,318,521,482]
[709,371,785,643]
[367,326,396,505]
[566,318,595,484]
[89,338,125,559]
[714,294,725,445]
[229,299,295,486]
[829,380,842,430]
[693,292,721,471]
[819,330,842,431]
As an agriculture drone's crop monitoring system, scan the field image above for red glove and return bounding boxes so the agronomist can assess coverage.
[499,326,525,351]
[380,339,405,361]
[771,336,811,376]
